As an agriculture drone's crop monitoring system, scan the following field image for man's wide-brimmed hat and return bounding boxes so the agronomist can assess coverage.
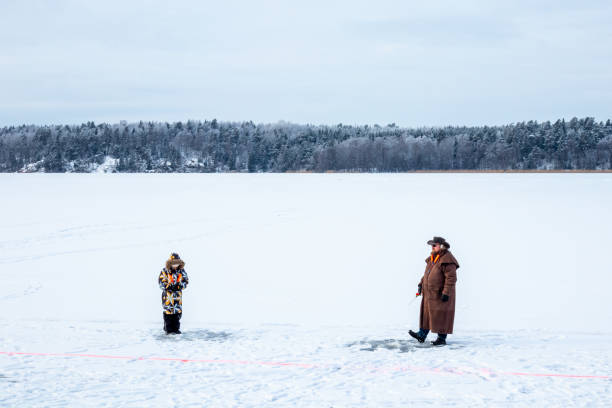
[427,236,450,249]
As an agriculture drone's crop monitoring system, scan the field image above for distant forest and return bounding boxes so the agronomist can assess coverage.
[1,117,611,172]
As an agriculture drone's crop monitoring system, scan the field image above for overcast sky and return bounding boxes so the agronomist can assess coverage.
[1,0,611,127]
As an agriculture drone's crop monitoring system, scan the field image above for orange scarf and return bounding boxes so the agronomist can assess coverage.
[168,271,183,284]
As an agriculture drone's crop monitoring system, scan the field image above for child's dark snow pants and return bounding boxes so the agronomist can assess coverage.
[163,313,181,334]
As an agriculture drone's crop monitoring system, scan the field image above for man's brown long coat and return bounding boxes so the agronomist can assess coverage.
[419,250,459,334]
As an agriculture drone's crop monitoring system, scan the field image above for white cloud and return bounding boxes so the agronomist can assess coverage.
[1,0,611,126]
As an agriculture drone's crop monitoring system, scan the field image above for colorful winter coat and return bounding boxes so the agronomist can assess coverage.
[158,260,189,315]
[419,250,459,334]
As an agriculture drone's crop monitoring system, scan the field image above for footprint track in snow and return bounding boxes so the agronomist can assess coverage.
[0,282,42,301]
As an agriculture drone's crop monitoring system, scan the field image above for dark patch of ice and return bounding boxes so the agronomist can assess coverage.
[346,338,465,353]
[154,329,233,342]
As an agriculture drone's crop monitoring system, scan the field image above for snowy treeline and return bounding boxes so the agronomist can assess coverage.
[1,117,611,172]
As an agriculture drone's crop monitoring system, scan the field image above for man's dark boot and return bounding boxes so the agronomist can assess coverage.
[409,330,425,343]
[431,336,446,346]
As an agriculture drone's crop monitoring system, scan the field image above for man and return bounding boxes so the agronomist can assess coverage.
[409,237,459,346]
[158,253,189,334]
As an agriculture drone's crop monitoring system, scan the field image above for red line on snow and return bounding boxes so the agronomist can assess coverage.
[0,351,319,369]
[1,351,610,380]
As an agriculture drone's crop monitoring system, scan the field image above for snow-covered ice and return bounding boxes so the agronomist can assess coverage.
[1,173,611,406]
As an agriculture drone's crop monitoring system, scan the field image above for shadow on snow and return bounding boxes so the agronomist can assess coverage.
[154,329,233,342]
[346,338,466,353]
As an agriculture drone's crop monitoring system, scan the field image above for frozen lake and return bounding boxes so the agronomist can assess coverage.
[1,173,611,406]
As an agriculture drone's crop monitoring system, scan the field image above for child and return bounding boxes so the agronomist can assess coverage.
[158,253,189,334]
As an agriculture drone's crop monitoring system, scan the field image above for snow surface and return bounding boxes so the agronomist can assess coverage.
[1,173,611,406]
